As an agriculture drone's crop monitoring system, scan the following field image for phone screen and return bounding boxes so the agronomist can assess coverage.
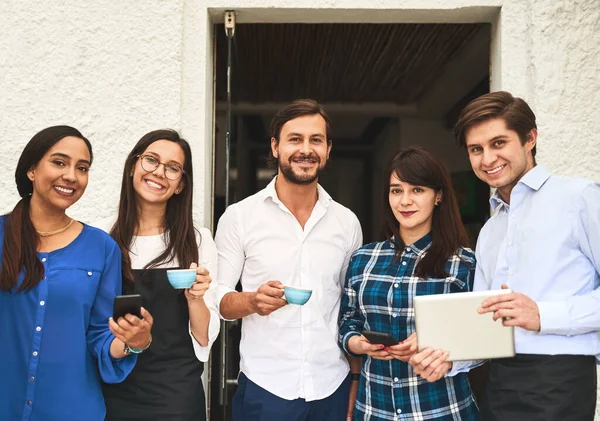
[113,294,143,320]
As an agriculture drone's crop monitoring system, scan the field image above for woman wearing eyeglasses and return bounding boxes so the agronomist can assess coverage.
[96,129,220,421]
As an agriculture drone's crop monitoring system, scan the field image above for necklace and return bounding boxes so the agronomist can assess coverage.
[36,218,75,237]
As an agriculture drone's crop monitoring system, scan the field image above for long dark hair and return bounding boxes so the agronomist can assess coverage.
[382,147,469,279]
[110,129,198,283]
[1,126,93,292]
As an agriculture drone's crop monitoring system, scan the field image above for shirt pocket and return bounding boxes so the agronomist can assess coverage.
[415,276,465,296]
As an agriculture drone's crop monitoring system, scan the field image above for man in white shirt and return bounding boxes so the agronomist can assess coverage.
[215,99,363,421]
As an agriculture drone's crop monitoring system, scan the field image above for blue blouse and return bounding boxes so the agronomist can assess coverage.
[0,218,137,421]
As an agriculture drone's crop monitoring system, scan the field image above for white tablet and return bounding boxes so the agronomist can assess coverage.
[414,289,516,361]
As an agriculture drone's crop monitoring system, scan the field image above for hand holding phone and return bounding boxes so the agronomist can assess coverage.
[347,334,394,361]
[362,330,398,347]
[113,294,143,320]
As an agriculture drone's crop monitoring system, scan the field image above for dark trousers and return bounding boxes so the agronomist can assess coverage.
[480,354,597,421]
[232,372,351,421]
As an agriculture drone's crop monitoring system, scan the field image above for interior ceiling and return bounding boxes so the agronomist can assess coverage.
[216,23,485,104]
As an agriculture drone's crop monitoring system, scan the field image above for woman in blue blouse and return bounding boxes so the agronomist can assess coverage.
[0,126,152,421]
[339,147,478,420]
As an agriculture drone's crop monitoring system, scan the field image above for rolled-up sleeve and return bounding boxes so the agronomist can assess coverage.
[189,229,221,361]
[214,205,246,321]
[87,240,137,383]
[339,253,364,358]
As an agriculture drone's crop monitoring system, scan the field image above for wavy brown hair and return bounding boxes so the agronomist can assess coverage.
[382,147,469,279]
[455,91,537,161]
[1,126,92,292]
[109,129,199,284]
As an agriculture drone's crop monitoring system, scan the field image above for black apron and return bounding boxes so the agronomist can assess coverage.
[103,269,206,421]
[480,354,596,421]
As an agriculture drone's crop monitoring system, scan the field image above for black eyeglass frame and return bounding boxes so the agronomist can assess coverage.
[135,154,186,180]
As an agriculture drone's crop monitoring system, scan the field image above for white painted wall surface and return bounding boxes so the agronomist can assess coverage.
[1,0,599,416]
[0,0,213,226]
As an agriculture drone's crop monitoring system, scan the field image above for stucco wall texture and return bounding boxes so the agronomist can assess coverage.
[1,0,599,416]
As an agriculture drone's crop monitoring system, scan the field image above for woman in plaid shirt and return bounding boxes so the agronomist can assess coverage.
[339,147,479,420]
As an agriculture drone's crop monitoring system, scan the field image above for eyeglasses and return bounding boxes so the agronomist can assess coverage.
[136,154,185,180]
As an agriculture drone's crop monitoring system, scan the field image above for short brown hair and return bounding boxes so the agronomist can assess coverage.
[455,91,537,158]
[268,99,332,166]
[270,99,332,142]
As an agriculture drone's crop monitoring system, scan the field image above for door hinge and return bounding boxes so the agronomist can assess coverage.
[224,11,236,38]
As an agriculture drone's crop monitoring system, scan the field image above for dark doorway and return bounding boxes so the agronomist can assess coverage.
[210,22,491,421]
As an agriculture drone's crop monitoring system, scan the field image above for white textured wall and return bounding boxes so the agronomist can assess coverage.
[0,0,213,226]
[1,0,599,416]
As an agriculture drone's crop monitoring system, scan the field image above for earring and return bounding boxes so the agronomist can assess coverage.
[175,188,181,194]
[435,199,441,206]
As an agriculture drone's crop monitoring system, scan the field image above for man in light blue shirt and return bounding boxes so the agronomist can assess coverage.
[453,91,600,421]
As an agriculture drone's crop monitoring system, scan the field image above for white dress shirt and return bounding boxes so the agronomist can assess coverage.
[215,177,363,401]
[93,217,220,362]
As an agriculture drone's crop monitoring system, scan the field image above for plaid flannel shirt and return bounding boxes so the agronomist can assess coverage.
[339,234,479,421]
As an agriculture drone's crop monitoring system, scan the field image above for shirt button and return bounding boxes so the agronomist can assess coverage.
[394,283,399,288]
[394,377,399,382]
[392,313,397,318]
[402,261,407,266]
[40,301,45,306]
[33,351,38,357]
[87,271,93,276]
[397,408,402,414]
[41,257,47,262]
[508,241,513,246]
[27,401,32,406]
[36,326,41,332]
[29,376,35,382]
[405,248,410,252]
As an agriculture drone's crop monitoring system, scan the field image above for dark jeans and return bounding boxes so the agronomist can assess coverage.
[232,372,351,421]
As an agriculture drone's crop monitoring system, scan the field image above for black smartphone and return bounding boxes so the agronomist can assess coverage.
[362,330,398,347]
[113,294,143,320]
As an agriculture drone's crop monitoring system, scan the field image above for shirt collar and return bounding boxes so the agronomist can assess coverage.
[391,232,432,254]
[261,176,332,207]
[489,165,552,211]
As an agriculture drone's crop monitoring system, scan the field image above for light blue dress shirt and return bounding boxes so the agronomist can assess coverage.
[0,218,137,421]
[474,165,600,357]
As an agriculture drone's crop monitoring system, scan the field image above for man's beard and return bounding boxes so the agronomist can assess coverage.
[278,153,326,185]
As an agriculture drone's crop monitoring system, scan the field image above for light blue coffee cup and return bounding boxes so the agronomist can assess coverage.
[166,269,196,289]
[283,286,312,305]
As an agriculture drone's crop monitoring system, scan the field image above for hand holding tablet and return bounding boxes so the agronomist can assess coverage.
[414,289,516,361]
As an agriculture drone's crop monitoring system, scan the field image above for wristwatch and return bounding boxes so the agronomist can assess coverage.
[123,336,152,355]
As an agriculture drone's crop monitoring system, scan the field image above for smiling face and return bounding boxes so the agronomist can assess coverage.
[388,173,441,243]
[465,118,536,202]
[27,136,91,212]
[271,114,331,185]
[132,139,185,208]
